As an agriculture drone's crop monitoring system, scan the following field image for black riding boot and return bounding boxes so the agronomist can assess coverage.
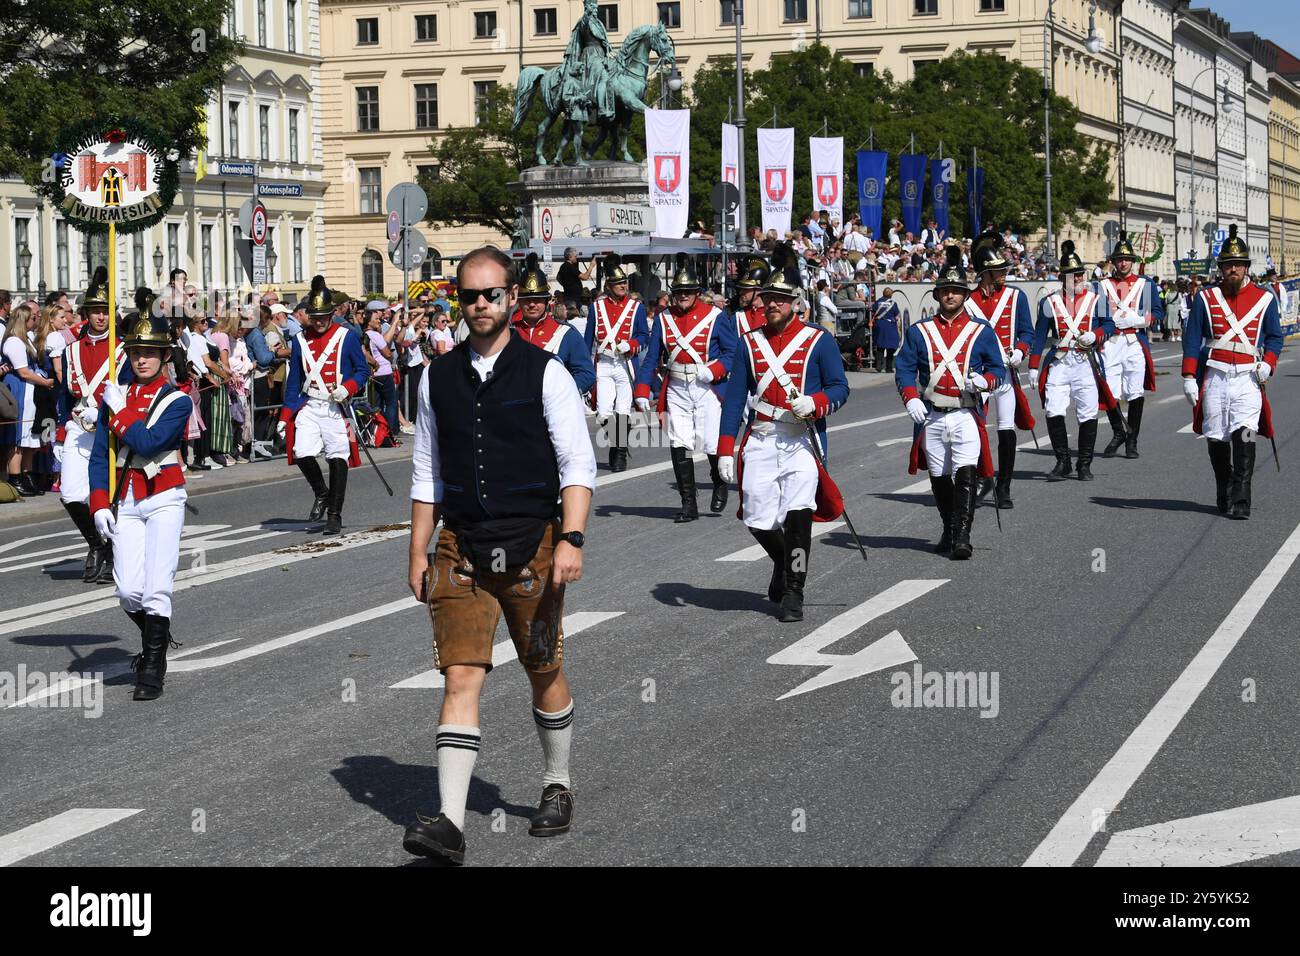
[707,454,728,514]
[779,509,813,622]
[749,527,786,603]
[995,430,1016,509]
[1208,439,1233,515]
[930,475,954,553]
[1046,416,1073,481]
[298,457,329,522]
[94,542,115,584]
[950,466,979,560]
[1229,428,1255,520]
[610,415,630,473]
[1102,405,1128,458]
[1076,420,1098,481]
[125,608,147,636]
[132,614,176,701]
[670,447,698,522]
[63,501,103,582]
[1125,397,1144,459]
[324,458,348,535]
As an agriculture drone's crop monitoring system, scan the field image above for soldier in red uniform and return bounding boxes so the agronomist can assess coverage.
[1096,232,1162,459]
[512,254,595,397]
[582,254,648,473]
[730,258,769,335]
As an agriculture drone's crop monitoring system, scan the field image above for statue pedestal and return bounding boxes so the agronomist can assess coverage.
[510,161,648,250]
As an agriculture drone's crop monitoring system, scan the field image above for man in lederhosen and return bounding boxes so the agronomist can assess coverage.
[1182,224,1284,518]
[404,246,596,865]
[1096,231,1162,459]
[964,230,1035,508]
[634,256,737,520]
[1029,241,1117,482]
[583,253,647,472]
[896,246,1005,560]
[716,252,849,621]
[512,253,595,396]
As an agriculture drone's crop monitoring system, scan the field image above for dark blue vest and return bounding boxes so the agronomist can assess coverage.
[426,335,560,526]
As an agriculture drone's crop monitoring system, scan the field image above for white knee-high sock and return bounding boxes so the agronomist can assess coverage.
[435,724,480,830]
[533,702,574,787]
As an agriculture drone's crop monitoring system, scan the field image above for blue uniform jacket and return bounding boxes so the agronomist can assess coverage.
[549,324,598,394]
[88,382,192,512]
[871,300,903,350]
[1093,275,1165,348]
[1030,293,1116,362]
[282,327,370,417]
[1181,287,1283,379]
[633,304,737,397]
[583,299,651,363]
[895,315,1006,404]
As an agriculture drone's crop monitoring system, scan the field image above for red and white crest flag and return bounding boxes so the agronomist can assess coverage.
[810,136,844,226]
[758,127,794,236]
[721,122,740,187]
[646,108,690,239]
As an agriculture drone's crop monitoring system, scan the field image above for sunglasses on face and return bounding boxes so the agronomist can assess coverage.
[457,287,511,306]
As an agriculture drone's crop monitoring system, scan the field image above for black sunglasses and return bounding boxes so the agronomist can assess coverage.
[457,287,510,305]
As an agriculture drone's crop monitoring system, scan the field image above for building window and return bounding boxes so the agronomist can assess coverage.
[415,84,438,129]
[721,0,735,25]
[357,86,379,131]
[201,225,213,289]
[914,59,940,76]
[420,249,443,280]
[288,108,300,163]
[658,2,681,28]
[848,0,872,16]
[85,232,107,286]
[357,17,378,44]
[914,0,938,14]
[227,101,241,157]
[415,14,437,41]
[57,221,69,290]
[474,11,497,39]
[259,104,271,161]
[417,164,441,183]
[474,81,496,126]
[784,0,808,22]
[257,0,267,46]
[14,218,30,287]
[598,4,619,32]
[167,223,180,276]
[535,8,557,35]
[359,168,382,214]
[293,227,304,282]
[133,231,144,288]
[854,62,875,78]
[362,250,384,292]
[287,0,297,52]
[979,0,1004,10]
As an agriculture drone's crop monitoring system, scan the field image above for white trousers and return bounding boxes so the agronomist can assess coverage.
[989,380,1016,432]
[294,397,351,461]
[1200,366,1263,442]
[1044,353,1099,423]
[595,354,633,418]
[740,421,819,530]
[113,485,186,617]
[59,420,95,504]
[1103,333,1147,401]
[665,375,721,454]
[923,407,982,477]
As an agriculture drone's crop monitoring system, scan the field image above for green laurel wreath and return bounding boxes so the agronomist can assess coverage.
[1141,230,1164,265]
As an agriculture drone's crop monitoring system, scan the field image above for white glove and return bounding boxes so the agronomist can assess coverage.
[330,385,350,403]
[78,402,99,430]
[1009,349,1025,369]
[1029,368,1040,390]
[93,509,116,541]
[790,394,816,419]
[964,373,988,394]
[695,364,714,385]
[718,456,736,484]
[1183,377,1199,407]
[102,383,127,415]
[635,397,651,413]
[1078,330,1097,347]
[1254,362,1271,384]
[906,397,928,425]
[277,420,288,439]
[616,340,631,355]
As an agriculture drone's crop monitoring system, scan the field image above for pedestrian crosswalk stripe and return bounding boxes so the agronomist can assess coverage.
[0,808,142,867]
[716,522,845,562]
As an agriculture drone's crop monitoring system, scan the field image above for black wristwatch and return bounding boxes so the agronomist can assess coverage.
[559,531,585,549]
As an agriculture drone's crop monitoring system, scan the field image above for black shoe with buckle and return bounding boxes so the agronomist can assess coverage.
[529,784,574,837]
[403,813,466,864]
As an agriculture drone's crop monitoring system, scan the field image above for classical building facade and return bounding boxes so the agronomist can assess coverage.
[1263,41,1300,275]
[0,0,326,302]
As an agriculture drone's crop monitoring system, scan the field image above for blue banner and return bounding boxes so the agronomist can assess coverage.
[967,164,985,237]
[898,153,927,238]
[930,158,950,238]
[855,150,888,239]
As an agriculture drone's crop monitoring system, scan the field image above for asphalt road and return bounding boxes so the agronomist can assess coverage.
[3,339,1299,868]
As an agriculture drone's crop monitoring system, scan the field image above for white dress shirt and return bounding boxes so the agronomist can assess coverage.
[411,345,597,504]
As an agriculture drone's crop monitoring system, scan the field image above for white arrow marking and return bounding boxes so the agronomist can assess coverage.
[767,580,947,700]
[1096,795,1300,867]
[0,808,142,867]
[391,611,625,689]
[0,531,81,556]
[716,522,845,562]
[875,437,914,448]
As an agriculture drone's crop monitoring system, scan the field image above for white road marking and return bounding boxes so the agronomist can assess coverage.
[875,437,913,448]
[1025,516,1300,867]
[1158,394,1186,405]
[893,478,933,495]
[1095,795,1300,867]
[0,523,253,573]
[768,580,947,700]
[6,673,117,709]
[827,410,910,434]
[596,453,705,488]
[1177,422,1195,433]
[0,808,142,867]
[716,522,845,562]
[0,531,81,556]
[170,638,240,659]
[390,611,625,689]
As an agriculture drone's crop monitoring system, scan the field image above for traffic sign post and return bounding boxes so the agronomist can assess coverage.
[386,183,428,307]
[711,182,740,298]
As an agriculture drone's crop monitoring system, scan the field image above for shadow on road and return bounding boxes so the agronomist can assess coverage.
[595,504,687,520]
[651,581,769,612]
[871,492,932,506]
[1089,496,1220,515]
[821,531,934,554]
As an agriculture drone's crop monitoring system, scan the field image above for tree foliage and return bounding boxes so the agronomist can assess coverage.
[0,2,241,185]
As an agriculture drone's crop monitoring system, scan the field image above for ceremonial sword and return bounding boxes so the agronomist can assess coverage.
[783,385,869,563]
[341,398,394,496]
[1258,380,1282,473]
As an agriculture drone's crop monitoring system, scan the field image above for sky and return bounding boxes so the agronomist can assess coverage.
[1203,0,1300,57]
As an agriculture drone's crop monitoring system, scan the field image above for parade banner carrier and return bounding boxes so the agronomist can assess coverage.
[646,107,690,239]
[758,127,795,236]
[810,136,844,227]
[856,149,888,239]
[721,122,740,187]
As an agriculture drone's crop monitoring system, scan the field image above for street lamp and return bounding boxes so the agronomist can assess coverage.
[660,66,682,109]
[153,245,164,284]
[17,243,31,290]
[734,0,749,249]
[266,245,277,281]
[1187,68,1233,261]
